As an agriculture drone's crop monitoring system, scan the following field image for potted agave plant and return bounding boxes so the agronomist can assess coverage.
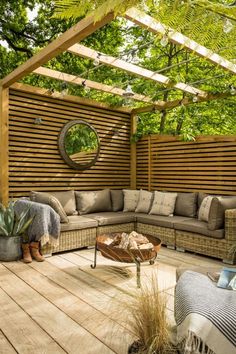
[0,200,34,261]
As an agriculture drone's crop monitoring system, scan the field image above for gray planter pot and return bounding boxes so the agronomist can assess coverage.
[0,235,22,261]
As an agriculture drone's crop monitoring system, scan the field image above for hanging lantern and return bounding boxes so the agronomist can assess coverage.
[122,84,134,97]
[223,19,234,34]
[160,34,168,47]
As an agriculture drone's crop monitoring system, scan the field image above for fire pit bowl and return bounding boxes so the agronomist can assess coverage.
[96,233,161,263]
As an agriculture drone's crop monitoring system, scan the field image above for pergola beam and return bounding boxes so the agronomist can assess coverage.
[0,3,122,88]
[131,92,232,114]
[33,67,166,108]
[68,44,207,97]
[125,7,236,75]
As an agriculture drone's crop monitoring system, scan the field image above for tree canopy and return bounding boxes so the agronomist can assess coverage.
[1,0,236,139]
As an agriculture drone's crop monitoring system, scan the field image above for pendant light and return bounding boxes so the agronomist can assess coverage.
[122,84,134,97]
[223,19,234,33]
[93,53,101,66]
[160,34,168,47]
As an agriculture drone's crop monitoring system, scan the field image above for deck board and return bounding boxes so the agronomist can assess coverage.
[0,247,223,354]
[0,263,114,354]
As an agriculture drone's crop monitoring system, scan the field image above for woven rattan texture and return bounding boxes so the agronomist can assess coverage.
[175,230,235,263]
[136,222,175,247]
[225,209,236,242]
[41,228,96,255]
[97,222,135,235]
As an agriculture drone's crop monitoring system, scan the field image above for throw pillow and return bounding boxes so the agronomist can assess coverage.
[135,190,153,213]
[149,191,177,216]
[123,189,140,212]
[174,192,198,217]
[50,190,77,215]
[75,189,112,215]
[110,190,124,211]
[30,191,69,223]
[198,196,224,230]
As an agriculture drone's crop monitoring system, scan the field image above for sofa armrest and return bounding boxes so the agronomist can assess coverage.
[225,208,236,242]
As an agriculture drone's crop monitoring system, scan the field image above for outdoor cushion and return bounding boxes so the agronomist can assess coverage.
[30,191,69,223]
[123,189,140,212]
[110,189,124,211]
[136,214,191,229]
[135,190,153,213]
[60,215,98,231]
[198,192,209,209]
[218,195,236,213]
[174,192,198,217]
[50,190,77,215]
[149,191,177,216]
[198,196,224,230]
[174,219,224,239]
[83,211,136,226]
[75,189,112,215]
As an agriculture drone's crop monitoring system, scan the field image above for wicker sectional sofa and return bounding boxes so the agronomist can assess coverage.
[28,189,236,265]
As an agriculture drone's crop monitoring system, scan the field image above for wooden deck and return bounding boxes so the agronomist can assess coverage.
[0,247,223,354]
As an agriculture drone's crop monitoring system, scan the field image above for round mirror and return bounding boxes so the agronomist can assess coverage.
[58,120,100,170]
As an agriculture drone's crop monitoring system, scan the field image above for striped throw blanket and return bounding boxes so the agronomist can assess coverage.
[14,199,60,246]
[175,271,236,354]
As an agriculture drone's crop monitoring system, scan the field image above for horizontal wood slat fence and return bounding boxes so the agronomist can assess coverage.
[9,89,131,198]
[136,135,236,195]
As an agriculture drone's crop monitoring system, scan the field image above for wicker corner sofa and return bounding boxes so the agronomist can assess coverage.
[34,189,236,265]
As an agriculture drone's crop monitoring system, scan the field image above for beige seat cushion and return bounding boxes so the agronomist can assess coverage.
[30,191,68,223]
[136,214,191,229]
[83,212,136,226]
[60,215,98,231]
[174,219,224,239]
[50,190,77,215]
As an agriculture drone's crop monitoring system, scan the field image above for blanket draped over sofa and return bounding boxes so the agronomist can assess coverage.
[175,271,236,354]
[14,199,60,246]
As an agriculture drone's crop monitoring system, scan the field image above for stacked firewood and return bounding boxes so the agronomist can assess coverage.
[108,231,154,250]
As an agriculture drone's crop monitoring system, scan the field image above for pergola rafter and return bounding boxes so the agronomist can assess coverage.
[125,7,236,76]
[33,67,166,108]
[0,3,234,113]
[67,44,207,97]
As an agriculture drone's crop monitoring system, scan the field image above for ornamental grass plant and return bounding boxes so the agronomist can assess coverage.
[126,273,177,354]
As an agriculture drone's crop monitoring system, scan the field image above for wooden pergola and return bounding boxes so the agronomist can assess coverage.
[1,1,236,204]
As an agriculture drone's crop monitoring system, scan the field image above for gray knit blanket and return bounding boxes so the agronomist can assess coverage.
[175,270,236,354]
[14,199,60,245]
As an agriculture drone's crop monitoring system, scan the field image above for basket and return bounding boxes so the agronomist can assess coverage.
[96,233,161,263]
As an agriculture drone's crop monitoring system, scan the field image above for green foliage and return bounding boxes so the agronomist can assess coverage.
[65,124,98,156]
[1,0,236,139]
[53,0,140,20]
[0,201,34,238]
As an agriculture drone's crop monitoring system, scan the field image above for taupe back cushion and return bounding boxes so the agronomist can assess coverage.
[50,190,77,215]
[174,192,198,217]
[110,190,124,211]
[75,189,112,215]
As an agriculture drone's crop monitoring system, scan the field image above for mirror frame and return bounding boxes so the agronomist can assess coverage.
[58,120,100,170]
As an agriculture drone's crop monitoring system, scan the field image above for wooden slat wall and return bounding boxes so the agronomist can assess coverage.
[136,135,236,195]
[9,89,131,198]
